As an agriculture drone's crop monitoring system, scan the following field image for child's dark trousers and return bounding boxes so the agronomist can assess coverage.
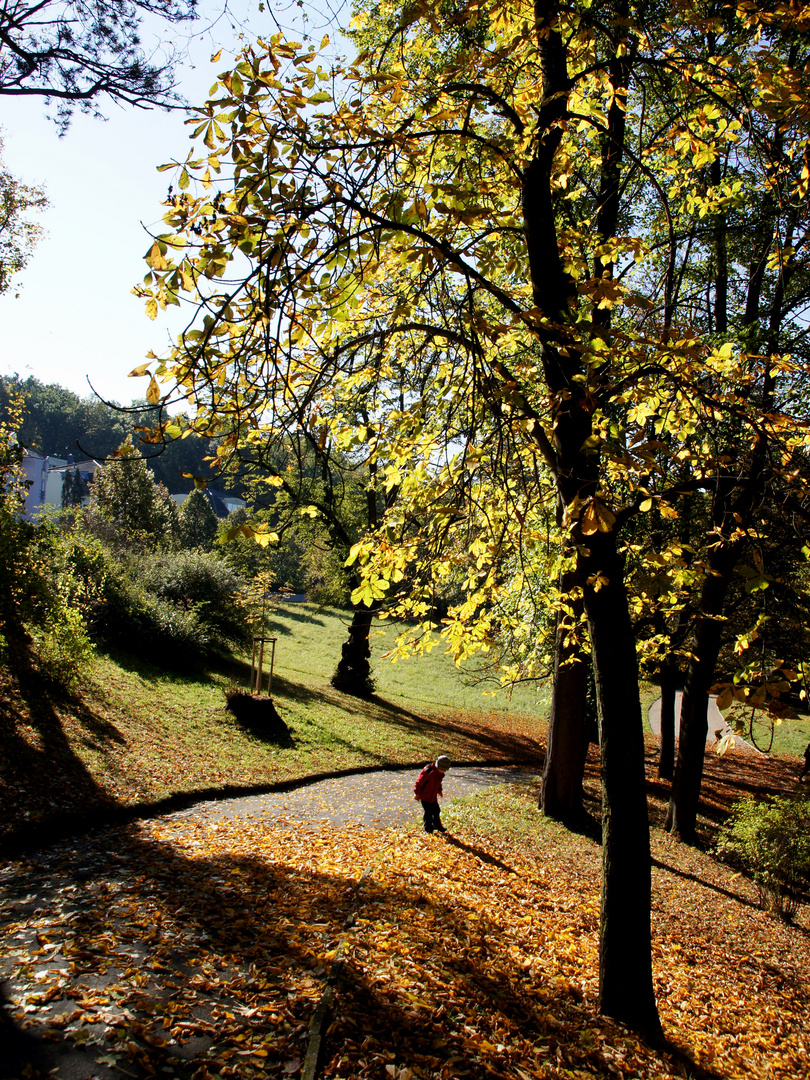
[421,800,444,833]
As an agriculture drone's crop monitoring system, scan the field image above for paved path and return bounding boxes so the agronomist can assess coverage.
[0,766,539,1080]
[648,692,753,750]
[164,765,541,830]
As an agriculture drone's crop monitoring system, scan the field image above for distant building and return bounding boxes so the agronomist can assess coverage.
[21,451,68,519]
[44,459,103,510]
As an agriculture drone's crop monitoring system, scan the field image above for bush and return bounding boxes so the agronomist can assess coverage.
[717,795,810,921]
[39,515,118,631]
[136,549,249,654]
[30,604,95,688]
[2,511,96,687]
[43,520,246,663]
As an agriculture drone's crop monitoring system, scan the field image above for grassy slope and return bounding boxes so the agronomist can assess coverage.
[3,601,807,843]
[0,604,548,840]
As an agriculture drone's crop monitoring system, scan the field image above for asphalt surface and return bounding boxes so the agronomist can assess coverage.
[163,764,541,830]
[647,692,753,750]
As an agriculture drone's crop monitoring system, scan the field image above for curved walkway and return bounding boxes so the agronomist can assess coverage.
[164,764,541,830]
[648,692,754,751]
[0,765,539,1080]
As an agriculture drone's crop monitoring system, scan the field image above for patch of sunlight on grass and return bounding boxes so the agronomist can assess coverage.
[263,602,550,719]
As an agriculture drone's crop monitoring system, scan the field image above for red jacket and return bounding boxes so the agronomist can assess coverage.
[414,763,444,802]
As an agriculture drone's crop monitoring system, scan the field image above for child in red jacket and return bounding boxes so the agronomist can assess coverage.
[414,755,451,834]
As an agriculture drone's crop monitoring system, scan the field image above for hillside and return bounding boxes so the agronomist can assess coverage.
[0,604,548,849]
[2,603,810,1080]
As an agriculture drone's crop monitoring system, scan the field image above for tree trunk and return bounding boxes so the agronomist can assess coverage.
[582,531,661,1036]
[657,659,678,781]
[526,0,659,1035]
[541,579,589,824]
[331,604,375,697]
[665,543,737,840]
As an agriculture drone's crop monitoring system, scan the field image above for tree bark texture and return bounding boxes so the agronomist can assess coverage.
[524,0,659,1035]
[541,578,589,824]
[582,532,661,1035]
[657,660,678,781]
[331,604,375,697]
[665,542,738,840]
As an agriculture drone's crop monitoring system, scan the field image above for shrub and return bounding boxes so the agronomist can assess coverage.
[0,391,45,651]
[32,516,249,666]
[30,604,95,687]
[40,515,119,631]
[136,549,249,653]
[717,795,810,921]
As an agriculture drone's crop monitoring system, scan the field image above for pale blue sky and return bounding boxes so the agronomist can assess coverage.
[0,0,346,407]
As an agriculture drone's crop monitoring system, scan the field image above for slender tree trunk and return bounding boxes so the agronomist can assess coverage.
[331,603,375,697]
[582,532,661,1035]
[541,578,589,824]
[657,659,678,781]
[665,542,737,840]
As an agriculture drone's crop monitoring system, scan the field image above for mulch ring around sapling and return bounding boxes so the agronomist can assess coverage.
[224,689,292,744]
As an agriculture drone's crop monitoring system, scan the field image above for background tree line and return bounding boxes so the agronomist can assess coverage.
[0,375,390,691]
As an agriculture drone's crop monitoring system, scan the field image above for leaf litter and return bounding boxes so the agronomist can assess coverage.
[1,776,809,1080]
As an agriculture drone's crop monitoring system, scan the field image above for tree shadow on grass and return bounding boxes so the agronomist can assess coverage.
[264,604,329,630]
[103,646,252,690]
[650,856,759,910]
[0,649,121,849]
[443,833,521,873]
[269,674,543,764]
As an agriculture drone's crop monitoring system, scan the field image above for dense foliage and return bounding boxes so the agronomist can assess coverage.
[135,0,810,1031]
[178,487,219,550]
[718,795,810,921]
[0,374,238,495]
[0,427,250,680]
[88,437,179,549]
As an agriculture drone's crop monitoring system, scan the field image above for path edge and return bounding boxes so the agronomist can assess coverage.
[1,757,542,860]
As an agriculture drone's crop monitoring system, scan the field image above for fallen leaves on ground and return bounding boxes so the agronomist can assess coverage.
[2,779,808,1080]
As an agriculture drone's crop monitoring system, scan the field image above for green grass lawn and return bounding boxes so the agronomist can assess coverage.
[724,702,810,757]
[262,601,551,717]
[5,599,806,846]
[1,603,550,842]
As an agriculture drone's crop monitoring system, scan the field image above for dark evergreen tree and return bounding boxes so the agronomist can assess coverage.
[179,488,219,550]
[0,1,198,130]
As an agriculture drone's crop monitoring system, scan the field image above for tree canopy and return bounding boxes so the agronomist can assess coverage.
[138,0,810,1034]
[179,485,219,549]
[89,437,178,548]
